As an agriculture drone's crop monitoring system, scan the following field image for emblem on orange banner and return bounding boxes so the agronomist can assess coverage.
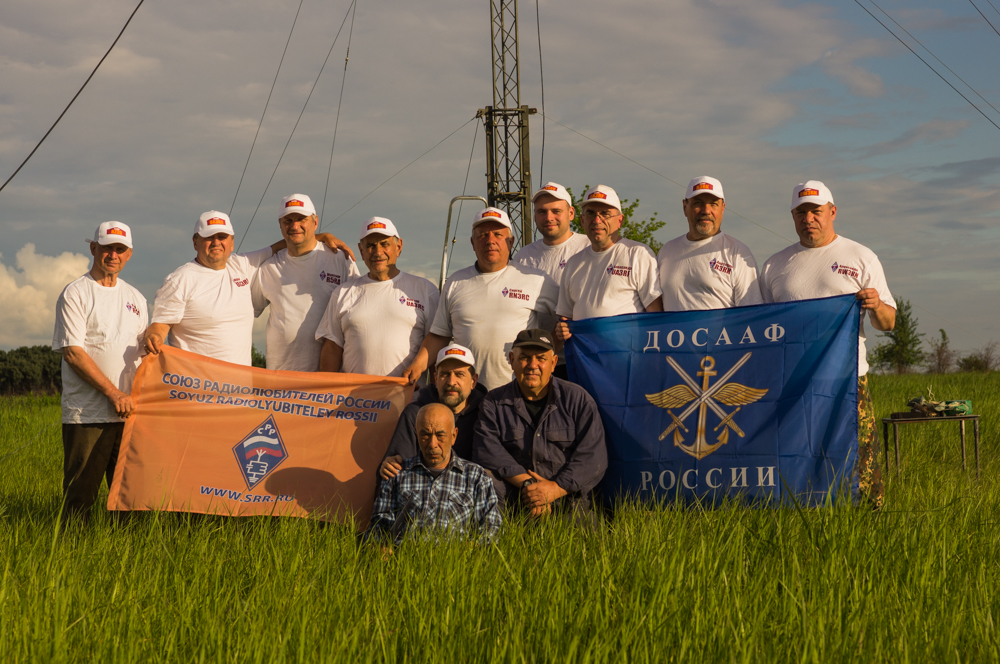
[645,353,767,460]
[232,415,288,489]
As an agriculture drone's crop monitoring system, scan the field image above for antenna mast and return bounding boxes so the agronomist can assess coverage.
[479,0,536,251]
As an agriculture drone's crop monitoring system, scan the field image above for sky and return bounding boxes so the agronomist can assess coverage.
[1,0,998,355]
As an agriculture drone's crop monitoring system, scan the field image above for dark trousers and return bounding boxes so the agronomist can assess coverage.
[62,422,124,520]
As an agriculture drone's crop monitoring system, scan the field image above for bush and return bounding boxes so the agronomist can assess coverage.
[0,345,63,395]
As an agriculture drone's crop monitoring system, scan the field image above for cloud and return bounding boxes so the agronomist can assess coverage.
[858,120,969,158]
[819,39,890,98]
[0,244,89,348]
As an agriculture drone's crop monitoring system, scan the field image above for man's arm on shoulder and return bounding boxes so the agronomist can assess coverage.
[381,404,420,479]
[62,347,135,418]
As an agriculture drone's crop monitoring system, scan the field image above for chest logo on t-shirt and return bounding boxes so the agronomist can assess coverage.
[398,295,425,311]
[709,258,734,275]
[319,270,341,285]
[558,259,567,269]
[830,262,859,279]
[233,277,249,287]
[125,302,141,317]
[501,287,531,302]
[606,264,633,277]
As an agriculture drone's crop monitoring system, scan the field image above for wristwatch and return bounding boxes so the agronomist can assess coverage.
[521,478,537,489]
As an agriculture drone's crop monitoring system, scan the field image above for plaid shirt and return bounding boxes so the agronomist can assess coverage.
[367,453,502,543]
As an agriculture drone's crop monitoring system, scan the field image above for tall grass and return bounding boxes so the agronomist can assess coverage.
[1,374,998,662]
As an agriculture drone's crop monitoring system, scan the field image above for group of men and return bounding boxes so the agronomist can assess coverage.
[53,175,895,535]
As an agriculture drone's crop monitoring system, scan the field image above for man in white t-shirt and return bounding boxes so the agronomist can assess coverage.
[251,194,359,371]
[52,221,148,523]
[514,181,590,379]
[403,207,559,391]
[144,210,352,366]
[316,217,438,377]
[759,180,896,508]
[555,185,662,343]
[657,176,762,311]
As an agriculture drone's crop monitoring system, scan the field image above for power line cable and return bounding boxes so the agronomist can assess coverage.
[869,0,1000,117]
[229,0,306,217]
[969,0,1000,39]
[320,0,358,225]
[237,0,357,251]
[448,123,480,269]
[987,0,1000,17]
[0,0,146,195]
[855,0,1000,133]
[535,0,546,189]
[320,116,477,230]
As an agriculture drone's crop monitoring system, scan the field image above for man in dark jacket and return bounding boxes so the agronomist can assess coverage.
[473,328,607,517]
[380,343,487,479]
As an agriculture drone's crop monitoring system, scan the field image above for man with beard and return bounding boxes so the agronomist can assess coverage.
[379,343,486,479]
[657,176,762,311]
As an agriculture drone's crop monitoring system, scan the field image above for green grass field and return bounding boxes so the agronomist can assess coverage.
[1,373,998,662]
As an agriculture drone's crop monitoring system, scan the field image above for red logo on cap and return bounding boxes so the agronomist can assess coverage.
[444,349,466,356]
[692,183,714,191]
[106,227,127,237]
[542,185,558,192]
[367,222,387,230]
[207,218,227,226]
[587,191,608,200]
[285,200,304,208]
[482,210,502,219]
[799,188,820,198]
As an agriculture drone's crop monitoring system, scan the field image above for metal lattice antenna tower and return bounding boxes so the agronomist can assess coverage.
[479,0,536,251]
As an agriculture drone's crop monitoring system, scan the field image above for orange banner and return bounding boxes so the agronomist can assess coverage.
[107,346,413,529]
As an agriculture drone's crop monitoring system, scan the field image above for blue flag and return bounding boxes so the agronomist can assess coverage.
[565,294,861,506]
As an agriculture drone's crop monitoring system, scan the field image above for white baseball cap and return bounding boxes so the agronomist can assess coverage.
[532,182,572,206]
[581,184,622,213]
[471,207,513,231]
[360,216,400,240]
[791,181,835,210]
[194,211,235,238]
[436,343,476,369]
[280,194,317,218]
[88,221,133,249]
[686,176,725,201]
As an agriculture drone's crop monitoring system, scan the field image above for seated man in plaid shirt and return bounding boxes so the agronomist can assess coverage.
[366,403,502,543]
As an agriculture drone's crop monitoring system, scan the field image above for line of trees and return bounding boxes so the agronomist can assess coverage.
[0,345,63,395]
[868,297,996,374]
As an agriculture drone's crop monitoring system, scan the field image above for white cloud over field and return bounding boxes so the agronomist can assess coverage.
[0,244,89,347]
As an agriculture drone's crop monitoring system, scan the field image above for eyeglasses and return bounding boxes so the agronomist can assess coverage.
[582,209,621,222]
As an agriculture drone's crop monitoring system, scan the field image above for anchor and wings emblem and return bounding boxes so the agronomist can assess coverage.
[645,352,768,460]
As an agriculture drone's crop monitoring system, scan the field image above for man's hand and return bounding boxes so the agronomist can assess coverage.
[554,317,572,342]
[143,323,170,355]
[316,232,356,262]
[520,470,568,509]
[856,288,895,331]
[108,390,136,418]
[400,357,427,386]
[528,504,553,519]
[379,455,404,480]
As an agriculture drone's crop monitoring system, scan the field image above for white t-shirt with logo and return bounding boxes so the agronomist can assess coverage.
[52,274,148,424]
[758,235,894,376]
[557,239,662,320]
[251,244,359,371]
[152,248,273,366]
[315,271,439,377]
[514,233,590,348]
[657,232,763,311]
[431,263,559,390]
